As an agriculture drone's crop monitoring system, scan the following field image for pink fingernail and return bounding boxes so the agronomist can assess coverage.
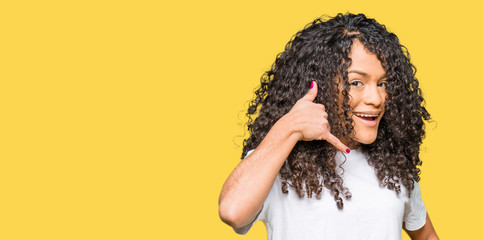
[310,82,314,89]
[346,148,350,153]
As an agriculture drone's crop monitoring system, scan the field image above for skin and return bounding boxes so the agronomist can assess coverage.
[219,40,438,240]
[346,40,387,145]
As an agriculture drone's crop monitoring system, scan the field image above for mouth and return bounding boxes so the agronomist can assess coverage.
[353,113,378,120]
[353,112,380,126]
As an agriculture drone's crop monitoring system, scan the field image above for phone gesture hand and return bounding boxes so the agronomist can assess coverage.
[287,81,349,153]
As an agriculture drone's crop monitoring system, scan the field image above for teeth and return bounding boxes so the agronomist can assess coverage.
[355,113,378,118]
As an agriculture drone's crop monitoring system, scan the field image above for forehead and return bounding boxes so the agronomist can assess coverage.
[348,40,386,77]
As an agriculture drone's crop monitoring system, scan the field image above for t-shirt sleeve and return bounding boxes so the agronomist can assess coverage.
[403,181,427,231]
[233,149,271,235]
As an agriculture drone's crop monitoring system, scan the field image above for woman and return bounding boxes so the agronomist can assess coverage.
[219,13,438,240]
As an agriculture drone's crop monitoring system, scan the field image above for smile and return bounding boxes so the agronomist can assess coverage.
[354,113,378,120]
[353,112,380,126]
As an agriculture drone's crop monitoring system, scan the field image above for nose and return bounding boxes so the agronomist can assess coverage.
[362,84,384,107]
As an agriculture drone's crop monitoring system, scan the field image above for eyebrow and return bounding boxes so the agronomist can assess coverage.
[348,70,387,79]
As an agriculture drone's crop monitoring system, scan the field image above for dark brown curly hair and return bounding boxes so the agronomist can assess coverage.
[241,13,431,209]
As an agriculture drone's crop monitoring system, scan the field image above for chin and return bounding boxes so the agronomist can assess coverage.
[353,133,378,145]
[357,138,377,145]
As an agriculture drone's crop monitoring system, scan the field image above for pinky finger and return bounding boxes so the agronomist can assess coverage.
[325,133,350,153]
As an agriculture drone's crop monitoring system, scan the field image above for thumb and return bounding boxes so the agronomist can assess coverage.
[300,81,318,102]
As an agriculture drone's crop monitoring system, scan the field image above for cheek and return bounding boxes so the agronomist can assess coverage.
[347,92,362,108]
[379,86,387,97]
[380,89,387,109]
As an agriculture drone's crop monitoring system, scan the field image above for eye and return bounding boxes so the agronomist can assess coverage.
[378,81,388,88]
[350,81,362,87]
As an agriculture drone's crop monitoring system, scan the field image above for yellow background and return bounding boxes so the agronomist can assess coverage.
[1,0,481,239]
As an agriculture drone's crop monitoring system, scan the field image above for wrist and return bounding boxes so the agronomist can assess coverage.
[275,114,302,142]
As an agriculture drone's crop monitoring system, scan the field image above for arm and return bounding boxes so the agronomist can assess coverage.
[218,82,348,230]
[404,212,439,240]
[218,115,300,229]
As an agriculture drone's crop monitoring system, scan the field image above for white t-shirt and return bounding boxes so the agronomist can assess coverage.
[237,149,426,240]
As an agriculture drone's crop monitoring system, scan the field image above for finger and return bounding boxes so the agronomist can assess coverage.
[318,104,326,112]
[299,81,318,102]
[325,133,350,153]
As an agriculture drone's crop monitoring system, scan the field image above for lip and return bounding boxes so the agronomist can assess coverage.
[352,111,381,127]
[352,111,381,116]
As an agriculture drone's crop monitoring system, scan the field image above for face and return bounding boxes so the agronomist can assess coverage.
[345,40,387,145]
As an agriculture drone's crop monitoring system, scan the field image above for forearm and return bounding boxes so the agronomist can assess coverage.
[218,116,299,228]
[219,82,346,229]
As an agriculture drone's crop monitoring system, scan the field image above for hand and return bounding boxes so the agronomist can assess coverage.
[285,81,349,153]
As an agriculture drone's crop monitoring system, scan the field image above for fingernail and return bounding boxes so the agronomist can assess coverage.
[346,148,350,153]
[310,81,314,89]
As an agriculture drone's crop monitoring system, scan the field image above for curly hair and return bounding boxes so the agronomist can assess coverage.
[241,13,431,209]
